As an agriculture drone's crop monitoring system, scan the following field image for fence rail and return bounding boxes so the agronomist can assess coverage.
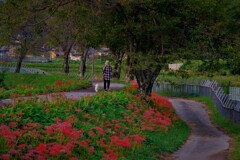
[0,64,50,75]
[0,64,95,81]
[153,80,240,123]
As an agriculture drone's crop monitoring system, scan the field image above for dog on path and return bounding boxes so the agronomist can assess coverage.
[95,84,99,93]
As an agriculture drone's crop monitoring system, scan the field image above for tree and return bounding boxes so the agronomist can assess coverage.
[96,0,186,97]
[180,0,232,72]
[0,0,46,73]
[98,8,127,79]
[43,1,99,76]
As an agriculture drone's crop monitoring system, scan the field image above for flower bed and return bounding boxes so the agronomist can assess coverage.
[0,82,188,159]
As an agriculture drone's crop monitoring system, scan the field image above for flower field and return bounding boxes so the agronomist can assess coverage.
[0,82,189,159]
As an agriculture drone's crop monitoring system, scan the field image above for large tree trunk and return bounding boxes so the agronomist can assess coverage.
[79,48,88,77]
[135,65,162,97]
[63,44,73,75]
[63,54,70,75]
[125,54,134,82]
[15,55,24,73]
[15,48,27,73]
[113,51,124,79]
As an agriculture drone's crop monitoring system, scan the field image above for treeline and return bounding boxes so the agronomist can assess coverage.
[0,0,239,97]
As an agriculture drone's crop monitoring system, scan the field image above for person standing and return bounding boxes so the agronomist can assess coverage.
[103,60,112,91]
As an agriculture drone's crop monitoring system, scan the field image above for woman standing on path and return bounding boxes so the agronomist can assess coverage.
[103,60,112,91]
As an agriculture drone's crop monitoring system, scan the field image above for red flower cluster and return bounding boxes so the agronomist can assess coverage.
[0,83,179,160]
[54,80,73,86]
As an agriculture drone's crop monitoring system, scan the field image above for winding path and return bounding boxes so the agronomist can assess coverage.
[169,98,230,160]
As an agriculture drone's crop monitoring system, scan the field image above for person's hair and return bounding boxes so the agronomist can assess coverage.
[105,60,110,65]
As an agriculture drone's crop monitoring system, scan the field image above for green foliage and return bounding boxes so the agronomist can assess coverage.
[0,136,9,154]
[228,53,240,75]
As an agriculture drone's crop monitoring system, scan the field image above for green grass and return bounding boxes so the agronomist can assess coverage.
[191,96,240,160]
[3,55,127,81]
[0,72,91,99]
[4,57,240,87]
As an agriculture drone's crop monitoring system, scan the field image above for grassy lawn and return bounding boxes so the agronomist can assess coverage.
[0,72,91,100]
[193,97,240,160]
[0,83,189,159]
[3,57,240,87]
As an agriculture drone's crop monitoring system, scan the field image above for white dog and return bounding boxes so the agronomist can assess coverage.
[95,84,99,93]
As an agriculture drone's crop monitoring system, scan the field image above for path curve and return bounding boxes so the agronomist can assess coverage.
[169,98,230,160]
[64,82,125,99]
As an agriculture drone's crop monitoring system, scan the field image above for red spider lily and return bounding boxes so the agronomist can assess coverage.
[134,108,140,114]
[65,80,72,85]
[44,109,50,113]
[95,127,104,136]
[141,123,154,131]
[10,93,20,99]
[8,149,21,156]
[74,109,81,113]
[18,143,27,148]
[130,134,146,144]
[54,80,64,86]
[36,143,47,155]
[102,149,117,160]
[130,80,138,91]
[69,129,84,140]
[97,138,107,147]
[9,122,18,128]
[0,125,20,144]
[17,112,23,116]
[110,136,132,148]
[110,136,122,146]
[88,130,96,137]
[26,122,41,128]
[172,115,179,122]
[121,137,131,148]
[89,146,95,155]
[0,113,5,117]
[114,124,121,130]
[112,120,118,123]
[54,117,62,122]
[79,140,89,148]
[69,157,78,160]
[48,144,64,156]
[150,93,172,108]
[0,154,11,160]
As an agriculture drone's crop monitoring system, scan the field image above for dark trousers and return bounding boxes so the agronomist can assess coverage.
[104,79,110,90]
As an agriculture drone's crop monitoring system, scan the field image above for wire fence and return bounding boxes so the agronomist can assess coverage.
[153,79,240,123]
[0,63,50,75]
[0,63,94,81]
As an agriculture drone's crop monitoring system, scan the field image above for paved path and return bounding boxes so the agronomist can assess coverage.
[64,82,125,99]
[169,98,230,160]
[0,82,125,107]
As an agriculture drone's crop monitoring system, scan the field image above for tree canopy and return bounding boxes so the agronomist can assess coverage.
[0,0,239,96]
